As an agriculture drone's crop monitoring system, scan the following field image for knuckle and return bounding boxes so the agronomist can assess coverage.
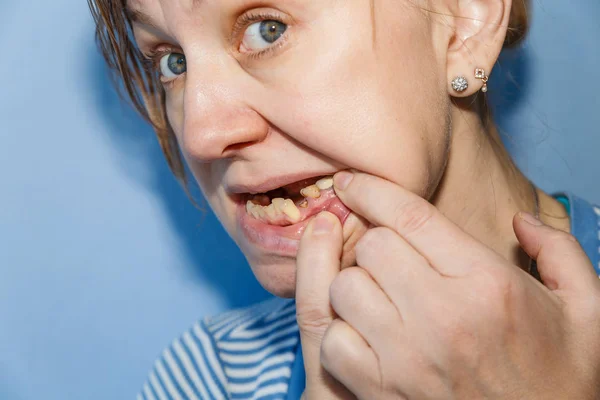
[539,231,584,263]
[547,230,580,247]
[330,267,368,301]
[355,227,390,260]
[296,307,332,339]
[392,199,434,236]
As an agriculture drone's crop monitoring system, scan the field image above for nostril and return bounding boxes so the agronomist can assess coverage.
[223,141,257,154]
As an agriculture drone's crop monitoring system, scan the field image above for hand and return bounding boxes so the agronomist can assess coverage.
[299,170,600,399]
[296,211,356,400]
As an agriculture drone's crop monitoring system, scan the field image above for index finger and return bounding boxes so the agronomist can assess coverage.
[333,170,503,276]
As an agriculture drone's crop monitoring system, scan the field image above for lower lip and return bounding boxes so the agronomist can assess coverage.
[236,197,350,257]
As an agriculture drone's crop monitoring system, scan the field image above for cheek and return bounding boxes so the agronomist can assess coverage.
[255,10,450,198]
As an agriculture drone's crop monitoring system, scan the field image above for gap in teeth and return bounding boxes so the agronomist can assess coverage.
[246,197,301,224]
[246,175,334,223]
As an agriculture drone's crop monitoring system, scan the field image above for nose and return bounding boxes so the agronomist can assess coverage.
[180,65,269,162]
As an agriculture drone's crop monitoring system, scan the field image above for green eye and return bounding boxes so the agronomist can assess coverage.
[242,20,287,51]
[259,20,287,44]
[159,53,186,78]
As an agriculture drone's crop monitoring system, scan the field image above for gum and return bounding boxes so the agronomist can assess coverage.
[248,188,338,226]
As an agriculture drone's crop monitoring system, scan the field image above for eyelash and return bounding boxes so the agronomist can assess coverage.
[141,10,289,75]
[233,11,289,60]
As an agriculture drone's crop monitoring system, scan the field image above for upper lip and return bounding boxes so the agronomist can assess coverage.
[227,171,337,195]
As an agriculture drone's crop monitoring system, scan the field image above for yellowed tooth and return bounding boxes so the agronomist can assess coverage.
[250,205,261,219]
[316,177,334,190]
[282,199,301,222]
[272,198,286,211]
[264,204,278,219]
[246,202,263,219]
[246,200,254,214]
[255,205,267,221]
[253,194,270,206]
[300,184,321,199]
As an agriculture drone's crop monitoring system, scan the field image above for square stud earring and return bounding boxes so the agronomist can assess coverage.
[475,68,489,93]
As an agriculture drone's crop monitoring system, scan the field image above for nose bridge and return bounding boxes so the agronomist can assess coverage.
[181,56,267,162]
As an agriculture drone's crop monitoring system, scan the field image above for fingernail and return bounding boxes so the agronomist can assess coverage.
[334,171,353,191]
[519,212,544,226]
[312,213,335,235]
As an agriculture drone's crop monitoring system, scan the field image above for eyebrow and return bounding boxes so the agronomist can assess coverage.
[124,7,160,30]
[125,0,203,29]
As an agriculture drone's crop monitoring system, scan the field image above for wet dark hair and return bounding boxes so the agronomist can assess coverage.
[88,0,530,195]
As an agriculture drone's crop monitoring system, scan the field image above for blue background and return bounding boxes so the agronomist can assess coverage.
[0,1,598,399]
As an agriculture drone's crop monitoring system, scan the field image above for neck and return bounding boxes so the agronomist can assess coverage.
[431,104,570,271]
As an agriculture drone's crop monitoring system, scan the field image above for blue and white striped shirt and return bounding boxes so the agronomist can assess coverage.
[138,192,600,400]
[138,298,300,400]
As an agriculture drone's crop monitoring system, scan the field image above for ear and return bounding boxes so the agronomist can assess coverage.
[446,0,512,97]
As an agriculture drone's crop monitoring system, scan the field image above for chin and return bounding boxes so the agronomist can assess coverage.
[242,213,368,299]
[247,256,299,298]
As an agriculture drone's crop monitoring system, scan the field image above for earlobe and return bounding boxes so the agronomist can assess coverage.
[445,0,511,97]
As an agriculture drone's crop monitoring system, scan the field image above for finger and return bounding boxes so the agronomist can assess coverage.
[333,170,499,276]
[321,319,384,400]
[329,265,403,353]
[353,227,440,308]
[513,212,600,292]
[295,211,348,398]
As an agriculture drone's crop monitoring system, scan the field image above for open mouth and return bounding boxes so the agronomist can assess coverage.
[243,175,337,226]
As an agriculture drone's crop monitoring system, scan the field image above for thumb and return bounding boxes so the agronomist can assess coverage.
[296,211,351,399]
[513,211,599,292]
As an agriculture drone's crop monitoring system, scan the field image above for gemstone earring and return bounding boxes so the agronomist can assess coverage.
[475,68,489,93]
[451,76,468,92]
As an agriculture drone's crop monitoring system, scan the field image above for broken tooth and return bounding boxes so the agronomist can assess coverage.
[300,184,321,199]
[282,199,301,222]
[316,177,334,190]
[252,194,271,206]
[298,199,308,208]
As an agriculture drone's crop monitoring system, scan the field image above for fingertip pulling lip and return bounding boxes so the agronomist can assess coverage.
[236,196,351,256]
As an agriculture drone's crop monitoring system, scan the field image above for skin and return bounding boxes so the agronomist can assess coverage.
[129,0,570,297]
[297,180,600,399]
[127,0,600,397]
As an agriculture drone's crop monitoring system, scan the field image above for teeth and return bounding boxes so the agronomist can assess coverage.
[246,175,336,223]
[264,203,278,219]
[252,194,271,206]
[281,199,301,222]
[300,184,321,199]
[272,197,286,211]
[316,177,334,190]
[246,200,265,220]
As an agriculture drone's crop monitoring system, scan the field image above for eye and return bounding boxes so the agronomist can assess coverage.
[159,53,186,79]
[241,20,287,52]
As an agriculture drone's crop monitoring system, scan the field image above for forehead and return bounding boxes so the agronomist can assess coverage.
[125,0,200,25]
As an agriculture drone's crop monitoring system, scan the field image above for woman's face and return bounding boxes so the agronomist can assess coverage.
[130,0,453,296]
